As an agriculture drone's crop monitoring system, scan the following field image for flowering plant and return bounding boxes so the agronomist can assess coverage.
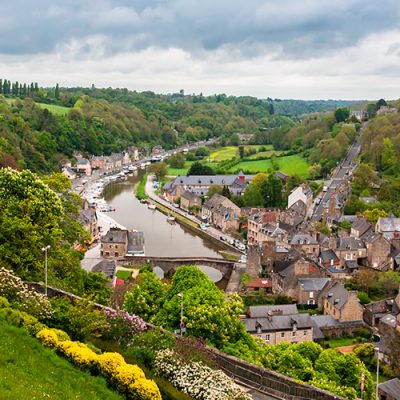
[155,349,251,400]
[104,307,147,348]
[0,267,53,319]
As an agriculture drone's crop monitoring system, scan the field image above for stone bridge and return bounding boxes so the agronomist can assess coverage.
[116,256,236,289]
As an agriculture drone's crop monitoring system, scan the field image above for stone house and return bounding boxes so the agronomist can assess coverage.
[364,233,392,270]
[319,249,341,269]
[297,277,331,306]
[62,166,76,180]
[79,200,98,240]
[376,217,400,245]
[272,257,326,301]
[90,155,107,170]
[76,158,92,176]
[378,378,400,400]
[334,237,367,267]
[320,282,363,322]
[351,217,371,238]
[128,146,139,161]
[180,191,202,212]
[202,194,241,233]
[100,228,144,258]
[243,306,313,344]
[287,183,313,215]
[280,200,307,227]
[247,209,279,245]
[363,298,399,327]
[289,233,320,258]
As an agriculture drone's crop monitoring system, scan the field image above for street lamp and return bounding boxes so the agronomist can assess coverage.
[177,293,184,336]
[41,245,50,296]
[376,347,380,400]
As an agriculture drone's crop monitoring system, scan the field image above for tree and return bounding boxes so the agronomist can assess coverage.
[352,164,379,194]
[362,208,388,224]
[259,174,283,207]
[222,185,231,199]
[123,271,166,322]
[187,162,215,176]
[207,185,223,198]
[167,153,185,169]
[148,162,168,180]
[55,83,60,100]
[238,145,245,159]
[154,266,247,348]
[334,107,350,123]
[195,147,209,157]
[243,183,264,207]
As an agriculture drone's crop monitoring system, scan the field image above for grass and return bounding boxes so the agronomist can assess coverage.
[167,161,195,176]
[228,154,310,177]
[116,270,132,280]
[209,145,266,162]
[135,173,148,200]
[220,251,240,262]
[324,337,356,348]
[0,316,123,400]
[5,97,69,115]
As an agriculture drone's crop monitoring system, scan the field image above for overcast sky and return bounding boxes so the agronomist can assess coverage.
[1,0,400,99]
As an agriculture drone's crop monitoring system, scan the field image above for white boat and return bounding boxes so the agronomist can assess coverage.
[148,204,156,210]
[167,215,176,222]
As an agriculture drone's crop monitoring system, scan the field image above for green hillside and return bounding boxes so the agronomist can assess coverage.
[0,316,123,400]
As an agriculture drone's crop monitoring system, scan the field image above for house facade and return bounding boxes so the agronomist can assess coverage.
[287,183,313,214]
[180,191,202,212]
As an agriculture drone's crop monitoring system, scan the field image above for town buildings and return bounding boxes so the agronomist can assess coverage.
[100,227,144,258]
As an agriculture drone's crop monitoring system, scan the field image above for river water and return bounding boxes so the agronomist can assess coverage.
[102,172,223,260]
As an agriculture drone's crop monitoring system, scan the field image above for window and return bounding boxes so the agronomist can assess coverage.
[265,334,270,342]
[308,299,315,305]
[292,332,296,337]
[303,330,307,336]
[309,291,314,299]
[281,332,285,338]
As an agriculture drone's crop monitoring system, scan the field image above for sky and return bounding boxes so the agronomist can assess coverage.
[1,0,400,99]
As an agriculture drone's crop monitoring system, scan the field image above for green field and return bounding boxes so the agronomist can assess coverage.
[209,145,266,162]
[5,97,69,115]
[0,317,123,400]
[116,270,132,280]
[228,154,310,177]
[167,161,195,176]
[246,149,284,159]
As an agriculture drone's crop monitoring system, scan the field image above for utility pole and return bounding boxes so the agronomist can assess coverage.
[41,245,50,296]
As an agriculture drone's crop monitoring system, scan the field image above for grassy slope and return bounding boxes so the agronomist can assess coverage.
[0,317,123,400]
[228,154,310,177]
[5,97,69,115]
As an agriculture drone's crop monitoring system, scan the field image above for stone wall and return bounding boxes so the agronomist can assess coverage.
[27,282,347,400]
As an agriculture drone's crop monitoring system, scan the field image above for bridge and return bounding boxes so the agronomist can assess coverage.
[116,256,236,289]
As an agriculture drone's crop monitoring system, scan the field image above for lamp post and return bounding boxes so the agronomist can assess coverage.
[177,293,184,336]
[41,245,50,296]
[376,347,380,400]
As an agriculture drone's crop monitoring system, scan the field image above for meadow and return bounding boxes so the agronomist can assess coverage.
[5,97,69,115]
[0,317,123,400]
[228,154,310,177]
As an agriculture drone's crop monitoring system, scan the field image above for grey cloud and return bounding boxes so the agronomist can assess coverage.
[1,0,400,59]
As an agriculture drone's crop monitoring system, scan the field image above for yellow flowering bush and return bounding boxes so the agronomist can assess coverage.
[115,363,146,389]
[58,340,98,369]
[129,378,162,400]
[50,328,70,342]
[36,328,59,348]
[97,352,125,379]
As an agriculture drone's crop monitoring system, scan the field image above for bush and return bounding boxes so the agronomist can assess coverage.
[50,328,71,342]
[0,296,10,308]
[58,341,98,370]
[36,329,59,348]
[129,378,161,400]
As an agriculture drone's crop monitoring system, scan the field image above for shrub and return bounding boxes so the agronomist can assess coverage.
[0,267,53,319]
[97,352,126,381]
[50,328,70,342]
[115,363,146,391]
[0,296,10,308]
[129,378,162,400]
[58,341,98,370]
[37,329,59,348]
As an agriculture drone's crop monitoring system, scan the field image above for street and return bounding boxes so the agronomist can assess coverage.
[311,124,364,221]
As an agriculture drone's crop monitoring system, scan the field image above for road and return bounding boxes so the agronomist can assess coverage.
[311,124,364,221]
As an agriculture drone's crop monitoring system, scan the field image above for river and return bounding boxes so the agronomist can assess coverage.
[102,172,223,260]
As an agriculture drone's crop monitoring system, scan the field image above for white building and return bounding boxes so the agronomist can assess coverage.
[288,183,313,214]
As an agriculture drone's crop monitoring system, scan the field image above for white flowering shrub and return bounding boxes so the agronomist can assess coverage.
[155,349,251,400]
[0,267,53,319]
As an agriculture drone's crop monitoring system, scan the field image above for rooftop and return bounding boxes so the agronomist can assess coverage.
[247,304,298,318]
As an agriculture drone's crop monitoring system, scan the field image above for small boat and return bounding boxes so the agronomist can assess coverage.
[148,204,156,210]
[167,215,176,222]
[140,199,147,204]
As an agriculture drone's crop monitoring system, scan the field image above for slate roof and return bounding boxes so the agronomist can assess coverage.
[247,304,298,318]
[380,313,397,328]
[379,378,400,398]
[244,313,312,333]
[202,193,227,209]
[378,217,400,232]
[91,259,116,279]
[101,228,127,243]
[298,278,330,291]
[352,217,371,234]
[323,282,351,310]
[180,190,200,201]
[311,315,338,340]
[76,158,90,165]
[127,231,144,253]
[320,249,339,264]
[290,233,318,245]
[337,237,365,250]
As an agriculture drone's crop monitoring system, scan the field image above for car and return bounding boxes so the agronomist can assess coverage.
[315,198,321,205]
[200,223,207,230]
[220,236,226,241]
